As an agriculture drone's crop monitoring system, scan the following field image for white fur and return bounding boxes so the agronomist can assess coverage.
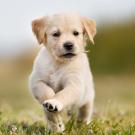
[29,13,96,132]
[29,47,94,131]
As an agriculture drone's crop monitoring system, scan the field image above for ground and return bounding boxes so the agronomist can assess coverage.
[0,73,135,135]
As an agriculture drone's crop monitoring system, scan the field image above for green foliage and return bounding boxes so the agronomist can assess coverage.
[87,21,135,74]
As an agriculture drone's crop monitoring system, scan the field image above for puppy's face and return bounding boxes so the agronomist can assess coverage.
[32,14,96,62]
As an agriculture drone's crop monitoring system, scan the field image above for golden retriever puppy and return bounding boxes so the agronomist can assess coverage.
[29,13,96,132]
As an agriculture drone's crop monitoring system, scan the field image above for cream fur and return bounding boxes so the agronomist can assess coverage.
[29,13,96,132]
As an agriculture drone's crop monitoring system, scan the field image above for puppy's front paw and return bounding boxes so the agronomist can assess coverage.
[43,99,63,112]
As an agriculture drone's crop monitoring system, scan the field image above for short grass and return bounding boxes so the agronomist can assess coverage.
[0,68,135,134]
[0,105,135,135]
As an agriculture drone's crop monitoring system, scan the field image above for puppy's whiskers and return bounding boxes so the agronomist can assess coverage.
[80,50,90,53]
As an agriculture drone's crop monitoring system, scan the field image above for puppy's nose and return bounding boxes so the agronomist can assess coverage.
[63,42,73,51]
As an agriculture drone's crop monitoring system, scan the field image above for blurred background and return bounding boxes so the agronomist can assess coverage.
[0,0,135,113]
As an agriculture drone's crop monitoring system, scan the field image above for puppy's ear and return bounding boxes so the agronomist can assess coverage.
[81,17,96,44]
[32,17,48,45]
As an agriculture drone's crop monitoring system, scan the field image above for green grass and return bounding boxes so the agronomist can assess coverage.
[0,69,135,134]
[0,105,135,135]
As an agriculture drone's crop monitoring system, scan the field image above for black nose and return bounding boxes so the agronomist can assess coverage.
[63,42,73,51]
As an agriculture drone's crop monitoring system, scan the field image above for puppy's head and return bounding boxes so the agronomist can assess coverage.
[32,13,96,62]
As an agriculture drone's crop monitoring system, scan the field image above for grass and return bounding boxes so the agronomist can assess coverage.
[0,105,135,135]
[0,67,135,134]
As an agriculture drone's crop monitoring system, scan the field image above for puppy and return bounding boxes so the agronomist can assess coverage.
[29,13,96,132]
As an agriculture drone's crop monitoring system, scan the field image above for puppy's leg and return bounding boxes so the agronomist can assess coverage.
[29,79,64,132]
[77,99,94,124]
[44,110,65,132]
[29,78,55,103]
[43,85,82,112]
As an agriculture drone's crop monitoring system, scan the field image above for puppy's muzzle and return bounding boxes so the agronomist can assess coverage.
[62,42,76,58]
[63,42,73,51]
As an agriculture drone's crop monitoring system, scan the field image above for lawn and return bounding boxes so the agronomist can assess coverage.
[0,108,135,135]
[0,66,135,135]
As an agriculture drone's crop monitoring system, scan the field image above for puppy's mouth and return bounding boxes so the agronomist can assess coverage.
[60,53,76,58]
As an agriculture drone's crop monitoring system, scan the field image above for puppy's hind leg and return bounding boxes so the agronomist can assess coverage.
[77,99,94,124]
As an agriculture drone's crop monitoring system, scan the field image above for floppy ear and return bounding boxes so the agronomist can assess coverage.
[32,17,48,45]
[81,17,96,44]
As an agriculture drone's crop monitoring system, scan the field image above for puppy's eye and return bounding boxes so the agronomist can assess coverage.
[73,31,79,36]
[52,31,61,37]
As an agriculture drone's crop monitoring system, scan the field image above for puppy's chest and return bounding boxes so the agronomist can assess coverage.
[47,68,64,92]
